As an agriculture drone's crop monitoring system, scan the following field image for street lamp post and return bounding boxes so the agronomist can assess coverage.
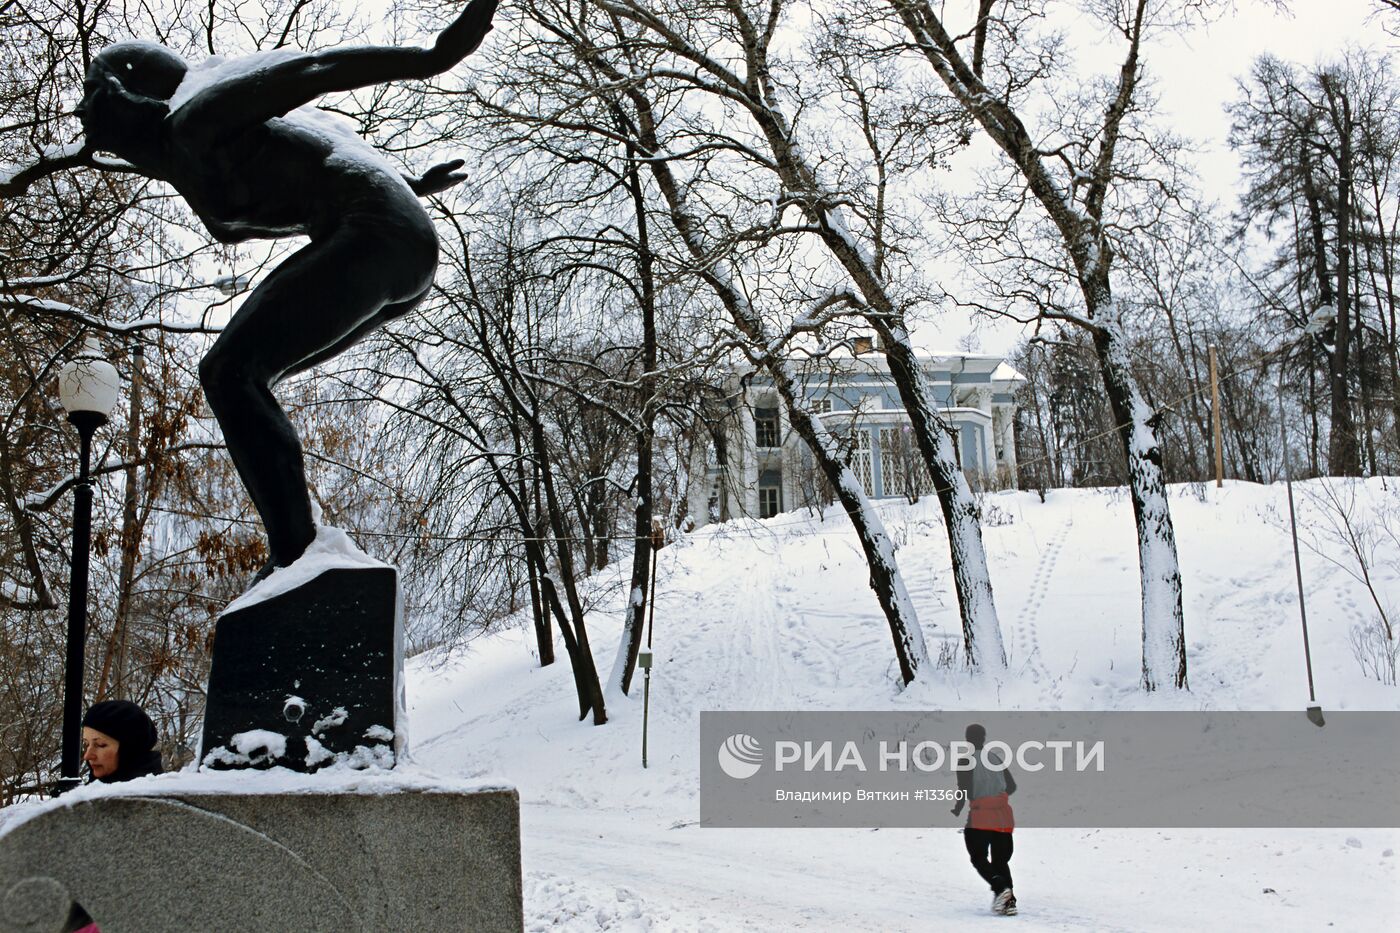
[54,335,121,794]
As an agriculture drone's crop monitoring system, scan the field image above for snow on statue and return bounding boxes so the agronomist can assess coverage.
[64,0,498,581]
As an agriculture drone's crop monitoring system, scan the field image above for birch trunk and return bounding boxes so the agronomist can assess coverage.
[1093,305,1188,688]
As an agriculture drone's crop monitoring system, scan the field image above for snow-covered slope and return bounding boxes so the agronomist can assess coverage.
[405,480,1400,931]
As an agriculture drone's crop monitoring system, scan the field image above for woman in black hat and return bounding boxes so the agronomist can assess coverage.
[80,700,163,784]
[60,702,164,931]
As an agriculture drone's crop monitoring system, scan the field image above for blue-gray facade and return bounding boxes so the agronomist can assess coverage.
[690,353,1023,524]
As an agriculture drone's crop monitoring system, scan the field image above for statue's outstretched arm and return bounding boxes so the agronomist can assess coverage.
[0,143,145,196]
[174,0,497,138]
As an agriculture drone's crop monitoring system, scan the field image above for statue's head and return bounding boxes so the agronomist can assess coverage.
[78,41,187,150]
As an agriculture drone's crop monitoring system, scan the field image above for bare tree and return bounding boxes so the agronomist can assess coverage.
[887,0,1189,688]
[1231,50,1400,478]
[472,0,939,681]
[579,0,1006,670]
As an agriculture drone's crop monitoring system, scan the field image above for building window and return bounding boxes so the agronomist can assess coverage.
[759,486,781,518]
[755,408,780,448]
[810,398,833,414]
[852,431,874,495]
[879,426,932,501]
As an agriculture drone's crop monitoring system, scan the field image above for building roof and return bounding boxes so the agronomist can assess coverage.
[991,361,1027,383]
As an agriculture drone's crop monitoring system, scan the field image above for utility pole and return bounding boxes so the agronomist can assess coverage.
[641,520,665,768]
[1278,374,1324,728]
[1210,345,1224,488]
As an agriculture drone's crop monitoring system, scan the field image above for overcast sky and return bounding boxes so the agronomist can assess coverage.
[1149,0,1388,202]
[186,1,1395,359]
[925,0,1394,358]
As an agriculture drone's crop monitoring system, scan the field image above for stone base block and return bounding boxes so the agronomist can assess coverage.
[0,787,522,933]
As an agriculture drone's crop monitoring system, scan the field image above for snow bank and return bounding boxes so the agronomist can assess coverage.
[0,762,514,839]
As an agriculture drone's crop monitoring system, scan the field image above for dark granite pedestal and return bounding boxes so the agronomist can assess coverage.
[200,566,404,771]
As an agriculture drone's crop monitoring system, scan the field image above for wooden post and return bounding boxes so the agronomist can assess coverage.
[1209,345,1224,488]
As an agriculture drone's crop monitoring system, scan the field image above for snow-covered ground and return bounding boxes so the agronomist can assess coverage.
[406,479,1400,931]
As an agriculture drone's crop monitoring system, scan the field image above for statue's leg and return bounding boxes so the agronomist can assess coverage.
[281,285,432,380]
[198,221,436,569]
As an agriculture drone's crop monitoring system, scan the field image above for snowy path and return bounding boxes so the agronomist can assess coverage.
[522,804,1119,932]
[521,804,1396,932]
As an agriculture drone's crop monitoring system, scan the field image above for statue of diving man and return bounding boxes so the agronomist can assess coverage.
[69,0,498,577]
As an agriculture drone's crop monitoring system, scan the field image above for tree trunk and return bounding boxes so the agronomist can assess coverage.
[889,0,1185,687]
[1160,305,1210,474]
[1329,108,1361,476]
[785,390,930,684]
[531,416,607,723]
[1092,308,1188,689]
[514,419,552,666]
[611,151,659,696]
[875,329,1006,667]
[1219,370,1262,482]
[1300,134,1360,475]
[678,7,1008,670]
[1360,188,1400,461]
[630,101,931,683]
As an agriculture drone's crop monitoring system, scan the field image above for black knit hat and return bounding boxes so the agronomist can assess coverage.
[81,700,163,783]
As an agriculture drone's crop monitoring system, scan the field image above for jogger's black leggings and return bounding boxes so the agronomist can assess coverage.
[964,828,1014,894]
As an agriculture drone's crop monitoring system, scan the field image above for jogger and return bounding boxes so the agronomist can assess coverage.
[951,723,1018,915]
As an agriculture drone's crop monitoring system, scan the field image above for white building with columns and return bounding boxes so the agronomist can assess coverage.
[687,351,1024,525]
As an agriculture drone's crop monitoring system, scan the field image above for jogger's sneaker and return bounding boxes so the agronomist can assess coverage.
[1004,891,1018,915]
[993,889,1014,914]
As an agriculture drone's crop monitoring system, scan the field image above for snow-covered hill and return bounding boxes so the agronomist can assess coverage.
[406,480,1400,931]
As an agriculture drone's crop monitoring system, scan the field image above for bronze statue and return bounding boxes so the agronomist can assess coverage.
[69,0,497,576]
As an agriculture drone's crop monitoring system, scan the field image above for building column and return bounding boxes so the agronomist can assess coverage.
[776,396,796,513]
[994,404,1018,488]
[736,402,758,518]
[982,421,996,484]
[684,435,711,528]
